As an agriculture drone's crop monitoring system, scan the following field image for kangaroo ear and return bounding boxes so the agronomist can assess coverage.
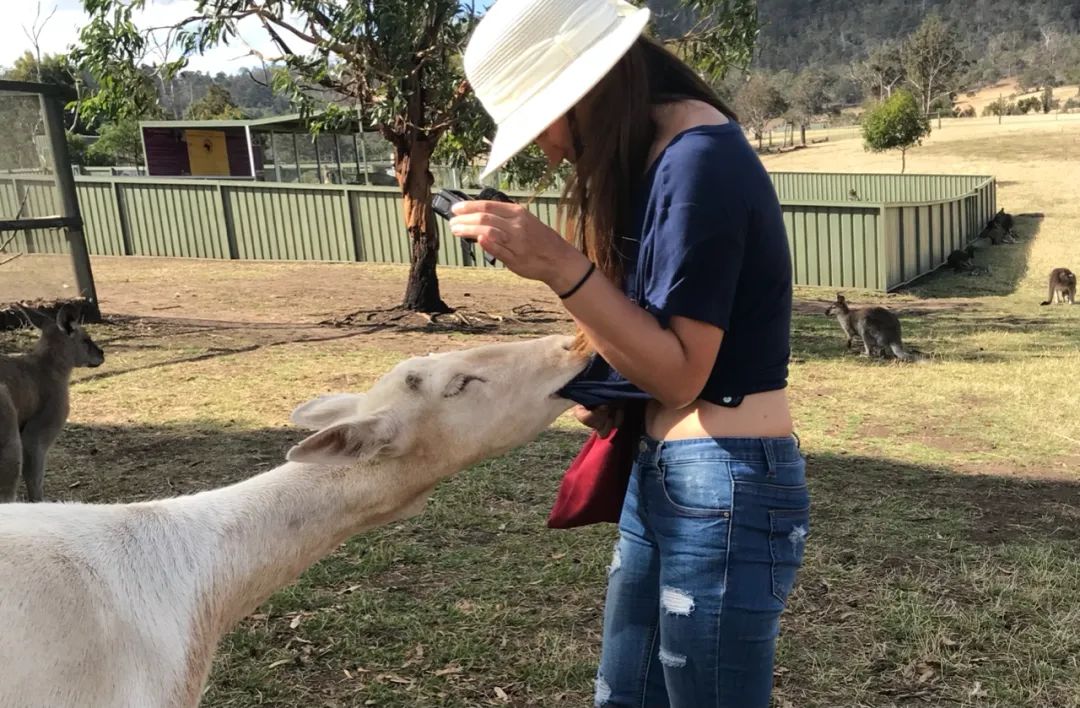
[286,411,404,466]
[289,393,367,430]
[55,305,78,335]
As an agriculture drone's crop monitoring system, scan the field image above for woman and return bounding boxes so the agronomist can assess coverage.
[450,1,808,706]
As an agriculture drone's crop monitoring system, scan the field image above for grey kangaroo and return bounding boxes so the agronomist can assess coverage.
[1040,267,1076,306]
[946,244,977,272]
[825,293,919,361]
[0,306,104,502]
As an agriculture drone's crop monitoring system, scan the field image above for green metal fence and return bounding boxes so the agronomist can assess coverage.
[1,171,996,291]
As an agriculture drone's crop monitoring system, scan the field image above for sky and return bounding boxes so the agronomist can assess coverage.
[3,0,298,74]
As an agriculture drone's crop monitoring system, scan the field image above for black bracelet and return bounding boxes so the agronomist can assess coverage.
[558,262,596,300]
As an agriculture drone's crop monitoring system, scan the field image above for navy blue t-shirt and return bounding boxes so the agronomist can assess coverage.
[559,121,792,408]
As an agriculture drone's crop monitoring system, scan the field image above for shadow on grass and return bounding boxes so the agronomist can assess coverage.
[902,214,1044,299]
[44,422,1080,548]
[33,421,1080,706]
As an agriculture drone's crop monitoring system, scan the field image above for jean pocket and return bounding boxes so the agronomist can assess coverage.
[769,507,810,604]
[659,459,732,518]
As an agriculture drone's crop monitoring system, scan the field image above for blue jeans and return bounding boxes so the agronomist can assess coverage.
[596,436,809,708]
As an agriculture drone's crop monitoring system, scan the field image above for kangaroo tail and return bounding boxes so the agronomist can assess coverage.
[890,342,922,362]
[1040,300,1051,306]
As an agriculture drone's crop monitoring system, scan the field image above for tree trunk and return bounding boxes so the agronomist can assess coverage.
[395,136,449,313]
[901,148,907,174]
[800,124,807,146]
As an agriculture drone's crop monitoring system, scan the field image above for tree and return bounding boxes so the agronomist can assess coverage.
[861,90,930,174]
[852,42,905,101]
[736,75,788,149]
[185,84,246,121]
[87,120,144,166]
[4,52,91,132]
[903,15,968,116]
[646,0,759,83]
[1041,86,1056,114]
[1018,64,1057,92]
[787,69,830,145]
[69,2,165,124]
[75,0,759,314]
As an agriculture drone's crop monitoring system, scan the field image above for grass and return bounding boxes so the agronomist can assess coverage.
[4,121,1080,706]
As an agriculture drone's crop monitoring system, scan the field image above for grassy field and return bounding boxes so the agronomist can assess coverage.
[2,121,1080,707]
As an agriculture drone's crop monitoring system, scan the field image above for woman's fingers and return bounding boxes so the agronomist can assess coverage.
[571,404,623,438]
[448,210,512,229]
[451,199,523,218]
[475,235,514,264]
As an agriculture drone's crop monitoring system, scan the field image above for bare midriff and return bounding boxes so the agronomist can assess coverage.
[645,389,794,440]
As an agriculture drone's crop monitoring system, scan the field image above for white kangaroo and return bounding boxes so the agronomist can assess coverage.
[0,335,585,708]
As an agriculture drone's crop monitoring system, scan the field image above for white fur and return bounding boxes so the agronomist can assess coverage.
[0,335,584,708]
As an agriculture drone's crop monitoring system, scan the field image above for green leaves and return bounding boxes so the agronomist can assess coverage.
[861,90,930,171]
[677,0,758,82]
[70,0,171,122]
[186,85,247,121]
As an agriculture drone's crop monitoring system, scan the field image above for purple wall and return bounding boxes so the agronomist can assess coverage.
[226,130,253,176]
[142,126,265,178]
[143,127,190,176]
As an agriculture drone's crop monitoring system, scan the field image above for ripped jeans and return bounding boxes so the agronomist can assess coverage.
[596,436,809,708]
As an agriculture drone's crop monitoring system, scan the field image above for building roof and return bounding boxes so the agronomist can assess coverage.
[139,112,370,134]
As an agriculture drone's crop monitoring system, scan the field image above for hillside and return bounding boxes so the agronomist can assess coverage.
[756,0,1080,74]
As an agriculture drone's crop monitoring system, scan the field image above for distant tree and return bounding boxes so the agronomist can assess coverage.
[903,15,969,116]
[736,75,788,149]
[4,52,92,132]
[982,98,1011,117]
[185,84,246,121]
[853,42,905,101]
[87,120,143,166]
[1018,64,1057,92]
[861,90,930,174]
[787,69,830,145]
[1042,86,1055,113]
[1017,96,1042,114]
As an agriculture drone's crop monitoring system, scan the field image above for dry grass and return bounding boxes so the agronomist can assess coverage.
[2,120,1079,707]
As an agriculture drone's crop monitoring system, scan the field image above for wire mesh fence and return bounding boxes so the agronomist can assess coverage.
[0,82,98,325]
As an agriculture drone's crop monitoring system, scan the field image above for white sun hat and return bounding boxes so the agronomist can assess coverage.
[464,0,651,179]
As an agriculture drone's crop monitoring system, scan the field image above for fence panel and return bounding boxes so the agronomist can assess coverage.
[227,184,355,262]
[9,174,995,293]
[782,204,882,289]
[118,181,230,258]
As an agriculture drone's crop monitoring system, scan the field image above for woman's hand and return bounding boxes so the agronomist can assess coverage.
[449,201,591,292]
[572,404,624,439]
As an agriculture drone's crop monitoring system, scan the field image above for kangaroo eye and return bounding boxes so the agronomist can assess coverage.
[443,374,486,398]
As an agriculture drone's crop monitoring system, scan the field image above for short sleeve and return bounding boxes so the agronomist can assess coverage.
[642,158,748,332]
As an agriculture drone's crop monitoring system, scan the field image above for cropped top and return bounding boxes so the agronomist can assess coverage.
[559,122,793,409]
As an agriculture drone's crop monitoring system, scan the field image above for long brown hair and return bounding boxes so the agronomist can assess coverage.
[558,36,735,351]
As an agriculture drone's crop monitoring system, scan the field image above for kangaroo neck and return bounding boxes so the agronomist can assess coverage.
[174,459,434,635]
[32,335,74,381]
[150,458,438,702]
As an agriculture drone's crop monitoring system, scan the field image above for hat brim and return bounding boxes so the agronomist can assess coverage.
[479,7,650,180]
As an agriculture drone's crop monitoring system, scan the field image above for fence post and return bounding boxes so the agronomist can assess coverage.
[40,94,100,319]
[113,180,133,256]
[216,183,239,260]
[346,187,366,262]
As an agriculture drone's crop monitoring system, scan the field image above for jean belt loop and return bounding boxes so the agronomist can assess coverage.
[763,438,777,477]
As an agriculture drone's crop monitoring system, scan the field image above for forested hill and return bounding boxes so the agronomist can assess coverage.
[754,0,1080,75]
